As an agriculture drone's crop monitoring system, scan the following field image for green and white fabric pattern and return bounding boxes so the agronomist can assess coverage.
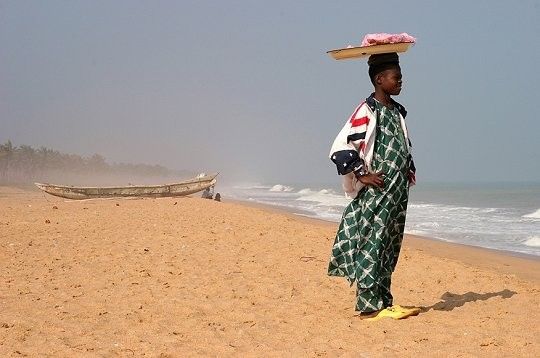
[328,100,411,313]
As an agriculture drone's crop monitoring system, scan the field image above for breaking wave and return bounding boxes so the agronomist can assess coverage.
[269,184,294,192]
[523,236,540,247]
[522,208,540,220]
[224,182,540,257]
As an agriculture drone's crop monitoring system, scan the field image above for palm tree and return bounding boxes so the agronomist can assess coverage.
[0,140,14,181]
[17,145,38,180]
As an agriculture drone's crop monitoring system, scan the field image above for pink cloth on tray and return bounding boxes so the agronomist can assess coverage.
[361,33,416,47]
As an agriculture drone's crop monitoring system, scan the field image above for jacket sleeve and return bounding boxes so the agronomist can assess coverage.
[329,104,369,177]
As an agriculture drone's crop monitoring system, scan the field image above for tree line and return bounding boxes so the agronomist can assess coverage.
[0,140,188,185]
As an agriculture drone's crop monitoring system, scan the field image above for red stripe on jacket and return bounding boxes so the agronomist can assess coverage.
[347,102,365,123]
[350,116,369,127]
[359,142,366,153]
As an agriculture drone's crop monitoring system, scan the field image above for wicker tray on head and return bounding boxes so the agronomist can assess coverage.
[327,42,413,60]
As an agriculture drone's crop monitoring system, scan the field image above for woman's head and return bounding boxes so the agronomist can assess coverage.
[368,52,402,95]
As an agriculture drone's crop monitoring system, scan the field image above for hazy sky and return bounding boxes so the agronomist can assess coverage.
[2,0,539,184]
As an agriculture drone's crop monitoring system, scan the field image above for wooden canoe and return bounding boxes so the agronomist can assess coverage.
[34,173,218,200]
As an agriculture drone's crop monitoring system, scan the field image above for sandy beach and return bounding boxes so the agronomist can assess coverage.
[1,186,539,357]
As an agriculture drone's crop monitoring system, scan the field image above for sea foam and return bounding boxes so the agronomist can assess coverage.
[225,182,540,257]
[296,189,349,207]
[269,184,294,192]
[522,208,540,220]
[523,236,540,247]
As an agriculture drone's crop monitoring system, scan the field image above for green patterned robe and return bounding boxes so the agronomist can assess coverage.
[328,100,411,312]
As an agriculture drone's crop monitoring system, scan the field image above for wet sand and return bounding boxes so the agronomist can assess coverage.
[1,186,538,356]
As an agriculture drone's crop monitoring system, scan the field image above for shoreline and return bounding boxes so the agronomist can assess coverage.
[228,198,540,282]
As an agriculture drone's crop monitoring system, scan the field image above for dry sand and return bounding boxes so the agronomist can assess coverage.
[1,186,539,357]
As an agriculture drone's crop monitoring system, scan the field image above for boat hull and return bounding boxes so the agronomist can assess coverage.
[34,174,218,200]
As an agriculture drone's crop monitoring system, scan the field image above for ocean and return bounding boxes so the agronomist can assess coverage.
[222,182,540,257]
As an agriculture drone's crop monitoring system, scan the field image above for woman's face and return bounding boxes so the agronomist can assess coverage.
[378,67,403,96]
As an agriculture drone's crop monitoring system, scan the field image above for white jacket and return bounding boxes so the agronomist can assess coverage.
[329,94,415,198]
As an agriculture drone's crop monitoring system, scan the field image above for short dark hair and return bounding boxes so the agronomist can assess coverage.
[367,52,400,85]
[369,63,400,85]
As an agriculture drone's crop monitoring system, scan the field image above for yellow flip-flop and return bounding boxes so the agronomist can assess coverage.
[391,304,421,315]
[365,306,419,321]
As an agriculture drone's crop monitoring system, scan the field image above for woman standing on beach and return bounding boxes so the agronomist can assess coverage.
[328,49,418,320]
